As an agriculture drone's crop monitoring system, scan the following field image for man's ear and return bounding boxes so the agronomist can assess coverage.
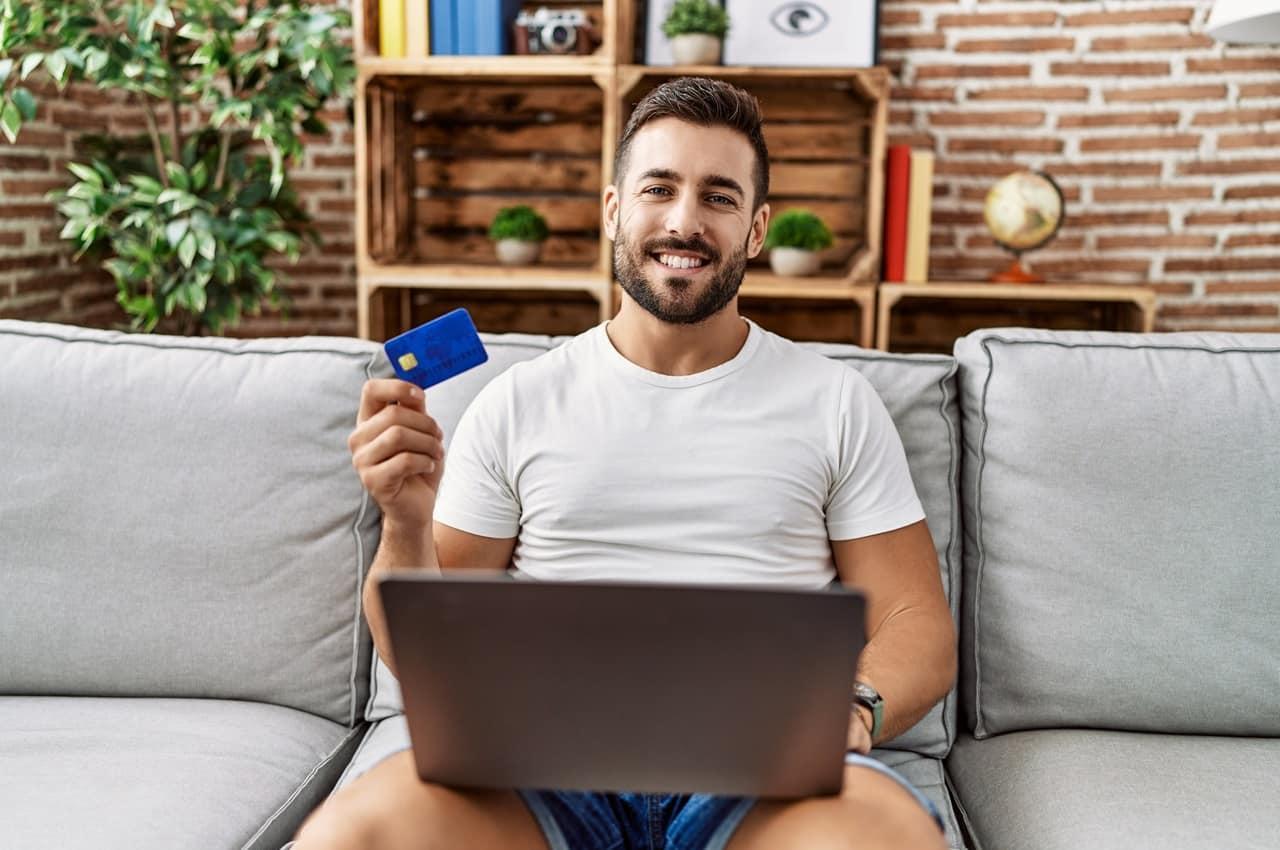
[603,185,620,241]
[747,202,771,259]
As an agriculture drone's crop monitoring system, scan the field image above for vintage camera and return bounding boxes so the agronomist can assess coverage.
[513,7,600,55]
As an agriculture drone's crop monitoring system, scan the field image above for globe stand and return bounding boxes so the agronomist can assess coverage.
[989,254,1043,283]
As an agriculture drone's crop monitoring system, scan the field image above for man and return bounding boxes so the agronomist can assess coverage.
[298,77,955,850]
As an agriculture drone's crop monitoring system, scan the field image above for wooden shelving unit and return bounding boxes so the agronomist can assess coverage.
[353,0,886,345]
[875,282,1157,353]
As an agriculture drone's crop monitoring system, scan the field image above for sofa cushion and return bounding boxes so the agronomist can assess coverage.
[368,333,963,760]
[329,717,968,850]
[946,729,1280,850]
[0,696,365,850]
[954,329,1280,738]
[0,320,382,725]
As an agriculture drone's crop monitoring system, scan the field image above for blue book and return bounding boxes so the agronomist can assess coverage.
[455,0,477,55]
[474,0,523,55]
[429,0,455,55]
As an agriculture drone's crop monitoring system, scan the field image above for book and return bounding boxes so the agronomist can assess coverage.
[430,0,455,55]
[455,0,477,55]
[378,0,405,58]
[474,0,523,55]
[882,144,911,282]
[904,149,935,284]
[405,0,430,58]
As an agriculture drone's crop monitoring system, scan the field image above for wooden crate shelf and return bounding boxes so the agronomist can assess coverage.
[876,282,1157,354]
[354,0,890,342]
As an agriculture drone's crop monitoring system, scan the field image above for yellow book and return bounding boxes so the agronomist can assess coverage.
[405,0,429,58]
[904,149,935,284]
[379,0,406,58]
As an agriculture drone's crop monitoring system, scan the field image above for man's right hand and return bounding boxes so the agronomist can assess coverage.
[348,379,445,531]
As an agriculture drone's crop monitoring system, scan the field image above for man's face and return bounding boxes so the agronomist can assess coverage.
[605,118,770,325]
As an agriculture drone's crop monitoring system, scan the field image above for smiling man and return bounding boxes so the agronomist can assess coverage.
[301,77,955,850]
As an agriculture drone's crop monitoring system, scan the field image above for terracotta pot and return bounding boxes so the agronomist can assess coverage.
[670,33,721,65]
[769,247,822,277]
[494,239,542,266]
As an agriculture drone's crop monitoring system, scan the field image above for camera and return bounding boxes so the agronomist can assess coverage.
[513,7,600,55]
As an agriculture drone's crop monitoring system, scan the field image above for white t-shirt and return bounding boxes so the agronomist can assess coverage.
[433,318,925,588]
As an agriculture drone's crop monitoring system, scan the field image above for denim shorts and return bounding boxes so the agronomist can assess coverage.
[518,752,945,850]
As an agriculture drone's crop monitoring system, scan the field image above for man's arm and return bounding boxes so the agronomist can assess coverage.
[833,518,957,747]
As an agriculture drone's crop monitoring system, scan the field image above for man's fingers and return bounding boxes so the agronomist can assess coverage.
[358,378,425,423]
[361,452,437,496]
[349,399,441,454]
[353,422,444,471]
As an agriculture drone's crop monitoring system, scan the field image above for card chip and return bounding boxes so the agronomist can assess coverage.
[398,353,419,371]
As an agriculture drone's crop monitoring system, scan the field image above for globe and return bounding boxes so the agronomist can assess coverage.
[983,170,1065,282]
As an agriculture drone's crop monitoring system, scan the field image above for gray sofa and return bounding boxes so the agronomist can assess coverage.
[1,318,1276,850]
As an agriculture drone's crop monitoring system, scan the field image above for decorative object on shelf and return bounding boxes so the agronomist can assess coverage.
[881,144,911,283]
[662,0,730,65]
[723,0,877,67]
[903,149,934,284]
[983,170,1065,284]
[0,0,353,335]
[764,209,833,277]
[380,0,406,57]
[490,205,550,265]
[513,7,601,55]
[1205,0,1280,42]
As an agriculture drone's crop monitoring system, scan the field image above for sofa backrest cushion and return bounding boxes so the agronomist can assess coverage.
[368,333,964,759]
[955,328,1280,738]
[0,321,382,726]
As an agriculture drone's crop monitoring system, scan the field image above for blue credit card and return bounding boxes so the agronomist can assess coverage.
[384,308,489,389]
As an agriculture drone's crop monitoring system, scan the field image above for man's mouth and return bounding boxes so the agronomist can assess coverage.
[650,252,710,273]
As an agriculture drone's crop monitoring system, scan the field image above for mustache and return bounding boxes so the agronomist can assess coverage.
[641,237,721,263]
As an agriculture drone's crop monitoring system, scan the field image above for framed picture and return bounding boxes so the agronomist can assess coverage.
[723,0,879,67]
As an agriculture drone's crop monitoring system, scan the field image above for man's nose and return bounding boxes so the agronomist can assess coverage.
[663,193,705,238]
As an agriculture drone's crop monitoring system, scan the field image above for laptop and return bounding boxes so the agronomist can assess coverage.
[376,571,866,798]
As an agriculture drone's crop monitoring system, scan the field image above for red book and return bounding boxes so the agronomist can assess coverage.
[882,144,912,282]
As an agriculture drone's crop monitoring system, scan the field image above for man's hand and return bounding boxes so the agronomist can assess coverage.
[348,379,445,530]
[847,704,873,754]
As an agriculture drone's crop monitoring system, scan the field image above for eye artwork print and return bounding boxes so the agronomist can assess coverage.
[770,2,830,37]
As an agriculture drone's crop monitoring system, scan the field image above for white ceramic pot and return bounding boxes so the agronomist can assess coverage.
[494,238,542,266]
[769,246,822,277]
[670,33,722,66]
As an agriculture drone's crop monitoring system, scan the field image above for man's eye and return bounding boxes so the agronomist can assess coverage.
[708,194,735,205]
[643,186,671,196]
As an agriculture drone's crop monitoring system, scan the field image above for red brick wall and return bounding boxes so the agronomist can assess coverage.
[2,1,1278,334]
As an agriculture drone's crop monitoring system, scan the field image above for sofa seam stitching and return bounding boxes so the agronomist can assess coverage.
[938,359,960,754]
[0,327,380,359]
[972,339,996,739]
[330,720,380,792]
[351,351,381,727]
[237,724,366,850]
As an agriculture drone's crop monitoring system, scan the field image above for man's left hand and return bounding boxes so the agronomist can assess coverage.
[847,704,873,754]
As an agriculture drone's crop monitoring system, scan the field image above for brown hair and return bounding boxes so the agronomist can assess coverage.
[613,77,770,211]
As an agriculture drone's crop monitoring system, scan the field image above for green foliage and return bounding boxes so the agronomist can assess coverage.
[488,205,549,243]
[661,0,730,39]
[764,209,835,252]
[0,1,355,334]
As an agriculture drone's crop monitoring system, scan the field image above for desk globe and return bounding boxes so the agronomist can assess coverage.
[983,170,1065,283]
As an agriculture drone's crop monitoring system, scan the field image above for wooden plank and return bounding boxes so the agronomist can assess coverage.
[414,122,601,155]
[770,162,864,199]
[393,93,412,258]
[738,296,865,344]
[766,199,865,236]
[415,156,601,192]
[368,82,384,261]
[764,123,869,160]
[418,194,601,232]
[409,288,601,336]
[410,84,604,122]
[380,87,398,260]
[416,231,600,266]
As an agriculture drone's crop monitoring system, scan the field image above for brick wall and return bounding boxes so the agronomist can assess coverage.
[2,0,1278,334]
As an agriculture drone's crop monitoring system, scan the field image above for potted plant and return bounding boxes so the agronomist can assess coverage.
[764,209,834,277]
[662,0,730,66]
[489,205,549,265]
[0,1,354,335]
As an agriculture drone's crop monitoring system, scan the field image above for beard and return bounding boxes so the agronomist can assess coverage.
[613,228,749,326]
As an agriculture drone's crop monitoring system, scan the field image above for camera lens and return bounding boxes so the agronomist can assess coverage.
[542,23,577,52]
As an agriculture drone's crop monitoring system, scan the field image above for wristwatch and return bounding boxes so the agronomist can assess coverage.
[851,681,884,740]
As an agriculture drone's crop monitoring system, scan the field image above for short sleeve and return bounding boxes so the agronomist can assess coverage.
[825,367,926,540]
[432,377,521,538]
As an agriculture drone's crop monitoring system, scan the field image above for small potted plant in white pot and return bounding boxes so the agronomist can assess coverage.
[662,0,730,66]
[490,205,550,265]
[764,209,834,277]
